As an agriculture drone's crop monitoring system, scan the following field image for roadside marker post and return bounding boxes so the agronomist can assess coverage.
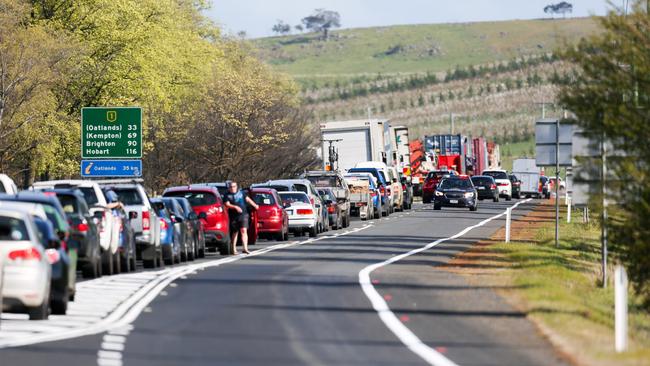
[615,265,628,352]
[505,207,512,243]
[567,196,572,223]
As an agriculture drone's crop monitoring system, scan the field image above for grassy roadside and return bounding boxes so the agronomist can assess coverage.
[450,202,650,366]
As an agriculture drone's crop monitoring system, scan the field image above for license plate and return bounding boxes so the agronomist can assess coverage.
[286,210,292,215]
[477,186,485,190]
[449,200,459,204]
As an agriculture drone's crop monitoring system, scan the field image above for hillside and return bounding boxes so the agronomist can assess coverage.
[254,18,600,81]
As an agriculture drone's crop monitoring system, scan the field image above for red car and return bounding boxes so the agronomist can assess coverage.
[422,170,458,203]
[163,186,230,254]
[204,183,258,247]
[249,188,288,241]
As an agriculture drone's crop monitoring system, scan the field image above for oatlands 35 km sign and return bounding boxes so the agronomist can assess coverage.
[81,107,142,159]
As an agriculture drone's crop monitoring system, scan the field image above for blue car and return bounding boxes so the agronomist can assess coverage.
[33,216,70,315]
[151,198,181,265]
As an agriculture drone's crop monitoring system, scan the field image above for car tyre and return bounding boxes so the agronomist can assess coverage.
[470,205,478,212]
[101,249,114,276]
[506,195,512,201]
[82,257,100,279]
[51,287,69,315]
[309,226,318,238]
[28,294,49,321]
[433,204,442,211]
[493,196,499,203]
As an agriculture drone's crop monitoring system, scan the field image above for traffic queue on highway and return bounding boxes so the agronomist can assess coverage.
[0,161,416,321]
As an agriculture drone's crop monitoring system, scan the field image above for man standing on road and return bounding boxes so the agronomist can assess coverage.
[224,181,259,255]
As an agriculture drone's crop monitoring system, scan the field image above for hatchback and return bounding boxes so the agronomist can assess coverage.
[434,176,478,211]
[250,188,288,241]
[471,176,499,202]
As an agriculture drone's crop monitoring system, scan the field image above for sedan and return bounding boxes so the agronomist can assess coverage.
[318,188,342,230]
[471,176,499,202]
[279,191,318,237]
[433,176,478,211]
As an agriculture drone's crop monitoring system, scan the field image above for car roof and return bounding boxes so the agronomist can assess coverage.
[355,161,388,169]
[250,187,277,193]
[278,191,309,196]
[33,179,98,187]
[163,185,220,194]
[471,175,494,179]
[483,169,507,173]
[0,192,64,207]
[0,201,47,220]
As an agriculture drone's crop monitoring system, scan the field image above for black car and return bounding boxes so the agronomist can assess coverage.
[33,216,69,315]
[163,197,196,261]
[318,188,342,230]
[400,174,414,210]
[509,174,521,199]
[470,176,499,202]
[51,189,102,279]
[433,176,478,211]
[172,197,206,258]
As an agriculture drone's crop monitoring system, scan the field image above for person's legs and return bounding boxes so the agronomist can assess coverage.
[230,221,239,254]
[240,228,249,253]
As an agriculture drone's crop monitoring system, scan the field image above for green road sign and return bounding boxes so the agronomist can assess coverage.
[81,107,142,159]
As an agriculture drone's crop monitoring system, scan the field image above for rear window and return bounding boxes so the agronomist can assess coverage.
[252,193,275,206]
[484,171,508,180]
[278,193,310,205]
[268,185,291,192]
[0,216,29,241]
[307,176,337,188]
[42,205,67,232]
[293,184,309,194]
[0,184,5,193]
[318,190,335,201]
[471,177,494,186]
[57,195,79,214]
[439,179,473,190]
[349,169,385,184]
[77,187,99,206]
[427,171,449,179]
[165,191,217,207]
[112,188,144,205]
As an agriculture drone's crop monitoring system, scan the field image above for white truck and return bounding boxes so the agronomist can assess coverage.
[512,159,541,198]
[0,174,18,194]
[320,119,392,172]
[390,126,411,172]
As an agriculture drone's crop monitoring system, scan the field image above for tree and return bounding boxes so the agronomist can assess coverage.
[301,9,341,40]
[558,3,650,304]
[272,20,291,35]
[544,2,573,18]
[294,24,304,33]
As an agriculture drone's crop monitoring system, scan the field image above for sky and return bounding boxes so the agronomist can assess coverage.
[206,0,615,38]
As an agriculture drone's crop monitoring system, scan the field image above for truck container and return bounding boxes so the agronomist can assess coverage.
[472,138,488,176]
[390,126,411,174]
[319,119,391,172]
[424,134,470,174]
[487,142,501,170]
[512,158,541,198]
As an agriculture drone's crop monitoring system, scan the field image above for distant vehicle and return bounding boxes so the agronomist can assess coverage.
[204,182,259,246]
[249,188,289,241]
[318,188,343,229]
[482,170,512,201]
[151,198,182,265]
[399,171,414,210]
[345,172,380,219]
[355,162,404,212]
[0,209,52,320]
[0,174,18,194]
[50,189,102,278]
[512,159,541,199]
[32,216,70,315]
[301,171,351,228]
[422,170,458,203]
[347,166,391,216]
[539,176,551,199]
[102,183,162,268]
[509,175,521,199]
[344,175,375,220]
[171,197,206,258]
[471,176,499,202]
[258,179,326,233]
[549,177,566,191]
[319,119,391,171]
[424,134,472,175]
[278,191,318,237]
[163,186,230,255]
[163,197,197,261]
[434,176,478,211]
[32,180,120,275]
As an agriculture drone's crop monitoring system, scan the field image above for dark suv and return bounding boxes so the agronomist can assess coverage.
[433,176,478,211]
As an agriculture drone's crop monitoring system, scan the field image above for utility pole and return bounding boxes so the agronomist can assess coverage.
[535,101,554,119]
[450,113,455,134]
[555,118,560,247]
[601,130,608,287]
[322,139,343,171]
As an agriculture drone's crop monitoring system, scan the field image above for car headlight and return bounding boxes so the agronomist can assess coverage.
[435,191,444,197]
[464,192,474,198]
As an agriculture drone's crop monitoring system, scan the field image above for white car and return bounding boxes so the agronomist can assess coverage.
[0,209,52,320]
[482,170,512,201]
[0,174,18,194]
[32,180,120,274]
[278,192,319,237]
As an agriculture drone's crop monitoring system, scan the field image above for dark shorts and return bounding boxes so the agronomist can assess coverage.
[230,213,249,231]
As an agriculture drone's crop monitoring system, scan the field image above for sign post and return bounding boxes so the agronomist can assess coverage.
[81,107,142,178]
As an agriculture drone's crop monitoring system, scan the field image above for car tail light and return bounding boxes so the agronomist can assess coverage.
[402,184,406,191]
[143,211,150,230]
[160,218,168,230]
[498,183,509,186]
[310,197,315,206]
[370,191,378,197]
[327,206,335,214]
[297,208,313,215]
[8,248,41,261]
[491,184,497,190]
[77,221,89,232]
[379,186,386,195]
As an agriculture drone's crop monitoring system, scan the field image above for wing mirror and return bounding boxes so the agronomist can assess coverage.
[198,212,207,220]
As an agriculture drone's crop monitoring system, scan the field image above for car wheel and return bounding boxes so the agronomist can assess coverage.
[374,209,380,219]
[309,226,318,238]
[506,195,512,201]
[51,287,69,315]
[82,257,100,279]
[470,205,478,212]
[28,293,49,321]
[120,251,131,273]
[433,204,442,211]
[493,196,499,202]
[102,249,114,276]
[188,245,195,261]
[113,251,121,274]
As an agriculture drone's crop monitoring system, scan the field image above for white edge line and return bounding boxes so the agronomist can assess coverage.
[0,224,374,349]
[358,199,532,366]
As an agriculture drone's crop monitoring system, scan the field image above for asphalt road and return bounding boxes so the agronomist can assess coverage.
[0,199,569,366]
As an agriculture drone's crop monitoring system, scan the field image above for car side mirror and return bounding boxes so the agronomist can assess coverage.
[174,216,183,223]
[188,212,198,220]
[198,212,207,220]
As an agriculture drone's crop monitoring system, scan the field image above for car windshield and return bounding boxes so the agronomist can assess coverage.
[318,190,334,201]
[165,191,217,207]
[484,171,508,180]
[279,193,310,205]
[307,176,337,188]
[439,179,473,190]
[293,184,309,194]
[0,216,29,241]
[349,169,385,184]
[427,171,449,179]
[253,193,275,206]
[0,185,5,193]
[471,177,493,186]
[112,188,144,205]
[57,195,79,214]
[42,204,67,231]
[78,187,99,206]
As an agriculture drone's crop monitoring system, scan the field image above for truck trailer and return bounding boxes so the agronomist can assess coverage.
[512,158,541,198]
[319,119,391,172]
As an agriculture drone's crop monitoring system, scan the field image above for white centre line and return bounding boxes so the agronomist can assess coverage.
[358,200,532,366]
